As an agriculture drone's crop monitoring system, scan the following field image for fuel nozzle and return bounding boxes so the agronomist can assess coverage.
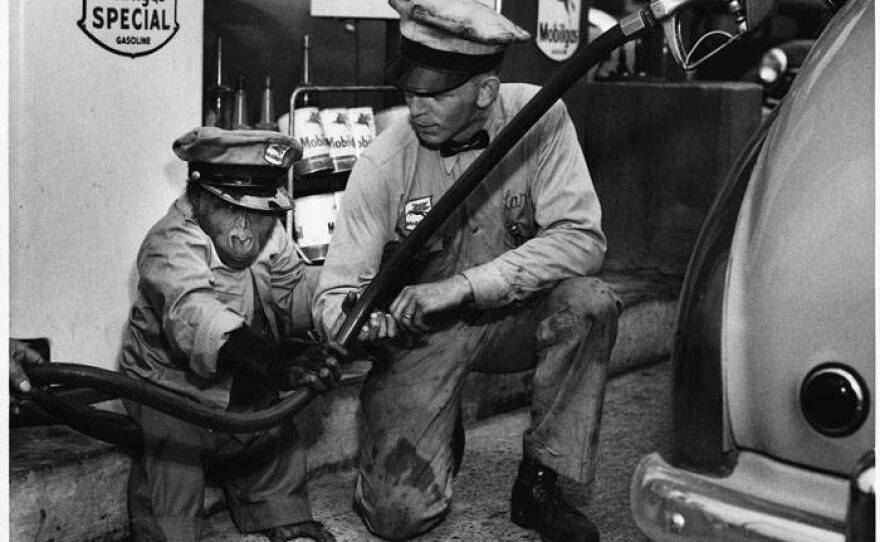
[646,0,778,70]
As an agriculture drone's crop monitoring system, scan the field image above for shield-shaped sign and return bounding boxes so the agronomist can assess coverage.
[78,0,179,58]
[536,0,582,62]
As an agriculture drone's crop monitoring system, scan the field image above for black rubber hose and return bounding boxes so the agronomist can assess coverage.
[26,363,314,433]
[20,20,645,437]
[331,23,637,348]
[12,385,116,427]
[28,388,144,451]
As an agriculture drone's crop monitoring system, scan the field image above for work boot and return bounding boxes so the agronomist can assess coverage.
[510,457,600,542]
[260,520,336,542]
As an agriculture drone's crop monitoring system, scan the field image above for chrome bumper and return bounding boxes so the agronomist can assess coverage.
[630,452,850,542]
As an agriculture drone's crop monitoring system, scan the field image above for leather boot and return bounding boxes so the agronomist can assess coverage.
[510,457,600,542]
[260,521,336,542]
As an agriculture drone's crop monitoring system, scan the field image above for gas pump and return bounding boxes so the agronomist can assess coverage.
[17,0,786,447]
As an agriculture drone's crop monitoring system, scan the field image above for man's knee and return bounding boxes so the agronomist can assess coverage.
[542,277,621,334]
[356,484,448,540]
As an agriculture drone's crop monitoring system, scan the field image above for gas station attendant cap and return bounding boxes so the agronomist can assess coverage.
[386,0,531,94]
[172,127,302,212]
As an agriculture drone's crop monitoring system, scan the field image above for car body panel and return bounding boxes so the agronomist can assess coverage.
[724,0,874,475]
[631,0,875,540]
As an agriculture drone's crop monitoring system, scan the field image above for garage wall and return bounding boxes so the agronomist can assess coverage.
[9,1,204,369]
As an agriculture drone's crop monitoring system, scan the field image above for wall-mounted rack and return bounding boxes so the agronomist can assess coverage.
[285,84,402,261]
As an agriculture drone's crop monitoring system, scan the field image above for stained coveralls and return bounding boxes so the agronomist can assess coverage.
[314,83,621,540]
[118,196,316,541]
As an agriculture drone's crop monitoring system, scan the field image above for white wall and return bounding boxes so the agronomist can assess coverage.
[10,0,204,369]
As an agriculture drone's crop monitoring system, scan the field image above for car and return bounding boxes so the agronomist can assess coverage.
[629,0,875,541]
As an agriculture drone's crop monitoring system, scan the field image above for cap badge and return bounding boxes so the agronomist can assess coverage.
[264,144,292,166]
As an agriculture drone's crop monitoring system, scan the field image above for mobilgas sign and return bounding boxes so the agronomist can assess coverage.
[78,0,179,58]
[536,0,581,62]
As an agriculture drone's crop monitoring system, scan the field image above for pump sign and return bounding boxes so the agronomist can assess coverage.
[78,0,179,58]
[536,0,581,62]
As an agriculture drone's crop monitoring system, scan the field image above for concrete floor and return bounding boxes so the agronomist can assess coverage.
[202,360,672,542]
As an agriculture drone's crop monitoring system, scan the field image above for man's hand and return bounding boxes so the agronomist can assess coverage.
[277,342,342,393]
[330,274,473,343]
[390,274,474,334]
[330,292,400,343]
[10,339,47,415]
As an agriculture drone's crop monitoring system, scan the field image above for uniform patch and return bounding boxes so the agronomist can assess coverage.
[264,144,292,166]
[404,196,432,232]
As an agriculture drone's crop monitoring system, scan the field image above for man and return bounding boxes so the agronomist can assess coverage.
[313,1,620,541]
[118,127,339,542]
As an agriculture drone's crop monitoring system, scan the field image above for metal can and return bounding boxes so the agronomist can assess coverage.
[348,106,377,157]
[292,106,333,177]
[319,108,358,173]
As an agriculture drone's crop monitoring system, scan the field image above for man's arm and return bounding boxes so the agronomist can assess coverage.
[312,156,399,340]
[459,99,606,309]
[380,99,605,331]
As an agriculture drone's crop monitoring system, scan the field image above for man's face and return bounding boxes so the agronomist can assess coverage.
[194,191,278,269]
[405,76,488,146]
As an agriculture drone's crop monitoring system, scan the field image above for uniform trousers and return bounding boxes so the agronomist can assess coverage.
[125,382,312,542]
[353,276,620,540]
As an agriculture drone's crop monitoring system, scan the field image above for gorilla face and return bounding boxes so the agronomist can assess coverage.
[193,190,279,269]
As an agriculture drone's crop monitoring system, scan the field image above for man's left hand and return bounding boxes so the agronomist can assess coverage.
[389,274,474,334]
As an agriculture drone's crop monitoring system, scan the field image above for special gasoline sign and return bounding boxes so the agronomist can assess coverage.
[536,0,581,62]
[78,0,179,58]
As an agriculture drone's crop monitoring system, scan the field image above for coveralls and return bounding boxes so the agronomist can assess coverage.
[314,83,621,540]
[118,196,316,541]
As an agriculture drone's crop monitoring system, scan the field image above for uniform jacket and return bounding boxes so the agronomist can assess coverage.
[118,195,312,410]
[313,83,606,337]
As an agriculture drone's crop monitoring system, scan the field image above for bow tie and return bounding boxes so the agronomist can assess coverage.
[438,130,490,157]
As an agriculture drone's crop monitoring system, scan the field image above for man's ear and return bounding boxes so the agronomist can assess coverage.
[476,74,500,109]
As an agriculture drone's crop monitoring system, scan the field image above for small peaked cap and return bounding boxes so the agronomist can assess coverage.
[172,127,301,212]
[387,0,531,94]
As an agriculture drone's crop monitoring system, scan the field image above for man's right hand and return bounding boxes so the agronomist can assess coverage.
[330,292,400,343]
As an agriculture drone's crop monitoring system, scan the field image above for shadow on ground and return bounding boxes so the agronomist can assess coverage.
[203,360,672,542]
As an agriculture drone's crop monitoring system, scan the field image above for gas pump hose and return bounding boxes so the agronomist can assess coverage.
[18,16,651,448]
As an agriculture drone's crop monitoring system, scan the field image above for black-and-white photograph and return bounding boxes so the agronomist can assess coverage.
[6,0,874,541]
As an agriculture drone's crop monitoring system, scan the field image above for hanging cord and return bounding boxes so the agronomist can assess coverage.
[683,30,742,69]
